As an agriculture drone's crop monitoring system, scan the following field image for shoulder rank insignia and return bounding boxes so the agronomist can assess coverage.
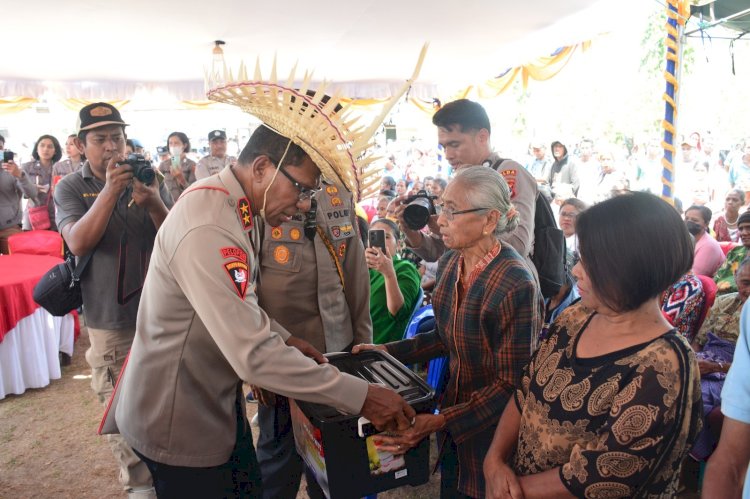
[237,197,253,230]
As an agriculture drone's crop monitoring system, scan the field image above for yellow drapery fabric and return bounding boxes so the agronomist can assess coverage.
[0,97,38,114]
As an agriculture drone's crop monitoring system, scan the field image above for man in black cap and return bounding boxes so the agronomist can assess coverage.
[54,102,172,498]
[195,129,237,179]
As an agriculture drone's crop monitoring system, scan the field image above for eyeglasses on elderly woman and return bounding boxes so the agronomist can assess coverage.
[437,204,491,221]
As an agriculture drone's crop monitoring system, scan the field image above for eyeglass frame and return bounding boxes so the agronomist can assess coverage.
[437,204,491,221]
[277,166,322,201]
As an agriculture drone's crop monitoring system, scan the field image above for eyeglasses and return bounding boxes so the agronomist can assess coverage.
[559,211,578,220]
[438,204,490,221]
[278,166,321,201]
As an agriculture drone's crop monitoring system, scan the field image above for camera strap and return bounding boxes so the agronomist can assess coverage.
[116,198,150,305]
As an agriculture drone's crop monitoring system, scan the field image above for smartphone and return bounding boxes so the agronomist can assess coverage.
[368,229,386,253]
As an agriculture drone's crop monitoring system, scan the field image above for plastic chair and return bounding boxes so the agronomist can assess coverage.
[403,300,431,340]
[718,241,740,257]
[8,230,64,257]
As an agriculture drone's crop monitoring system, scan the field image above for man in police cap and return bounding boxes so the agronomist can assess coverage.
[255,174,371,497]
[111,61,417,497]
[195,129,237,179]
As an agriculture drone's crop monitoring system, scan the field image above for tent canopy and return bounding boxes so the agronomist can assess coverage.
[1,0,640,101]
[689,0,750,35]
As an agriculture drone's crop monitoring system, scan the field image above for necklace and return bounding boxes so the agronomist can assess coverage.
[726,212,739,226]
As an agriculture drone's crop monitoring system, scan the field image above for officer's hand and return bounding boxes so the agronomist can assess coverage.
[286,336,328,365]
[360,384,415,432]
[103,154,133,196]
[131,176,163,210]
[351,343,387,354]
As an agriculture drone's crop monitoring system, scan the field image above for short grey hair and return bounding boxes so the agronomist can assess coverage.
[451,166,519,237]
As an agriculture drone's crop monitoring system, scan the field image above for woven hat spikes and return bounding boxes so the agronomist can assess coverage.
[206,44,428,201]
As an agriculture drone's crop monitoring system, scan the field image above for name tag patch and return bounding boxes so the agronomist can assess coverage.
[325,209,350,221]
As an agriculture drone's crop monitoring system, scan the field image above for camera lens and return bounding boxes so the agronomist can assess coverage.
[403,198,432,230]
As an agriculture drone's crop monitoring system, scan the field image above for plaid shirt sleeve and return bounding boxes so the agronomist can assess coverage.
[441,276,542,445]
[385,329,448,365]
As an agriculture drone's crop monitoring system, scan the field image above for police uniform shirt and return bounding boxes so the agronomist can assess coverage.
[114,166,368,467]
[259,183,372,353]
[195,155,236,180]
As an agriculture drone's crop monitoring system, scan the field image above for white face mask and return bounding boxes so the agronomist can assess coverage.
[169,146,182,157]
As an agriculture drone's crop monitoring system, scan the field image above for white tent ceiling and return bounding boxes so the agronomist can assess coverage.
[2,0,646,100]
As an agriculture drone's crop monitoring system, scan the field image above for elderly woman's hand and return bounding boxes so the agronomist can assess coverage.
[372,413,444,455]
[483,459,524,499]
[365,247,395,277]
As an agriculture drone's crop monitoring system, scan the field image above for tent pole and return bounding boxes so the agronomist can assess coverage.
[661,0,687,205]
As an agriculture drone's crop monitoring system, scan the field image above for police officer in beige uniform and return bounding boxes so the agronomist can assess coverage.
[112,64,416,497]
[398,99,537,269]
[195,129,237,180]
[257,181,371,498]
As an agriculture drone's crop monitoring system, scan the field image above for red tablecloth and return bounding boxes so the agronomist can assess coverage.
[0,254,64,341]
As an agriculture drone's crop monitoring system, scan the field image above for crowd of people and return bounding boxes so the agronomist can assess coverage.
[1,89,749,499]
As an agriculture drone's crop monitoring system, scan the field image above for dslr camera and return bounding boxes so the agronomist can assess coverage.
[119,154,155,186]
[403,189,437,230]
[2,150,15,162]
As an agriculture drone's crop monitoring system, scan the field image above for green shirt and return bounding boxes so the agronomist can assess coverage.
[369,257,421,344]
[714,246,748,295]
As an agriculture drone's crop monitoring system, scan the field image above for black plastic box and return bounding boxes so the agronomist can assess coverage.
[290,350,435,499]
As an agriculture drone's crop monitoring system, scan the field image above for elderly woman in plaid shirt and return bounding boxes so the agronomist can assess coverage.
[355,166,543,498]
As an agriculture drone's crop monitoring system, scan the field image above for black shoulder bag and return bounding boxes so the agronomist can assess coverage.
[33,253,92,316]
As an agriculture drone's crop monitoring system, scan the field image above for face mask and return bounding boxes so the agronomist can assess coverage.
[169,146,182,157]
[686,221,702,236]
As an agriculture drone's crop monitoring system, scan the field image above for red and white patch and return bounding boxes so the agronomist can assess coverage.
[220,247,248,263]
[500,169,517,198]
[224,260,249,299]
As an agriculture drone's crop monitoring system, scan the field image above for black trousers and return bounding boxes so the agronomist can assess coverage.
[134,422,261,499]
[134,390,262,499]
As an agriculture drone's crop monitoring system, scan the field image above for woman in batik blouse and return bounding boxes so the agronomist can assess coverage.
[483,191,702,499]
[355,166,542,498]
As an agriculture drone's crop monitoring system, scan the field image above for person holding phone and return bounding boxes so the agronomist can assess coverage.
[365,218,421,344]
[158,131,196,203]
[0,137,37,253]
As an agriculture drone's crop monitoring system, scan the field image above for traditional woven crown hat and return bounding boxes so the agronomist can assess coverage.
[205,45,427,201]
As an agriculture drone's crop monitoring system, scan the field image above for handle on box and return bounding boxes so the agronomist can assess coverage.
[357,417,373,438]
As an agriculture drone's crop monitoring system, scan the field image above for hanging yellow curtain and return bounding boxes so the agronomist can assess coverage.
[60,98,130,112]
[0,97,38,114]
[179,100,219,109]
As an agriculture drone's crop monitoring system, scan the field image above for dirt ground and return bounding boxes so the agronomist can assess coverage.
[0,326,439,498]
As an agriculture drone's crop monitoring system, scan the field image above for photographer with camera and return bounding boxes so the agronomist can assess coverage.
[54,102,172,498]
[396,100,537,271]
[0,136,38,254]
